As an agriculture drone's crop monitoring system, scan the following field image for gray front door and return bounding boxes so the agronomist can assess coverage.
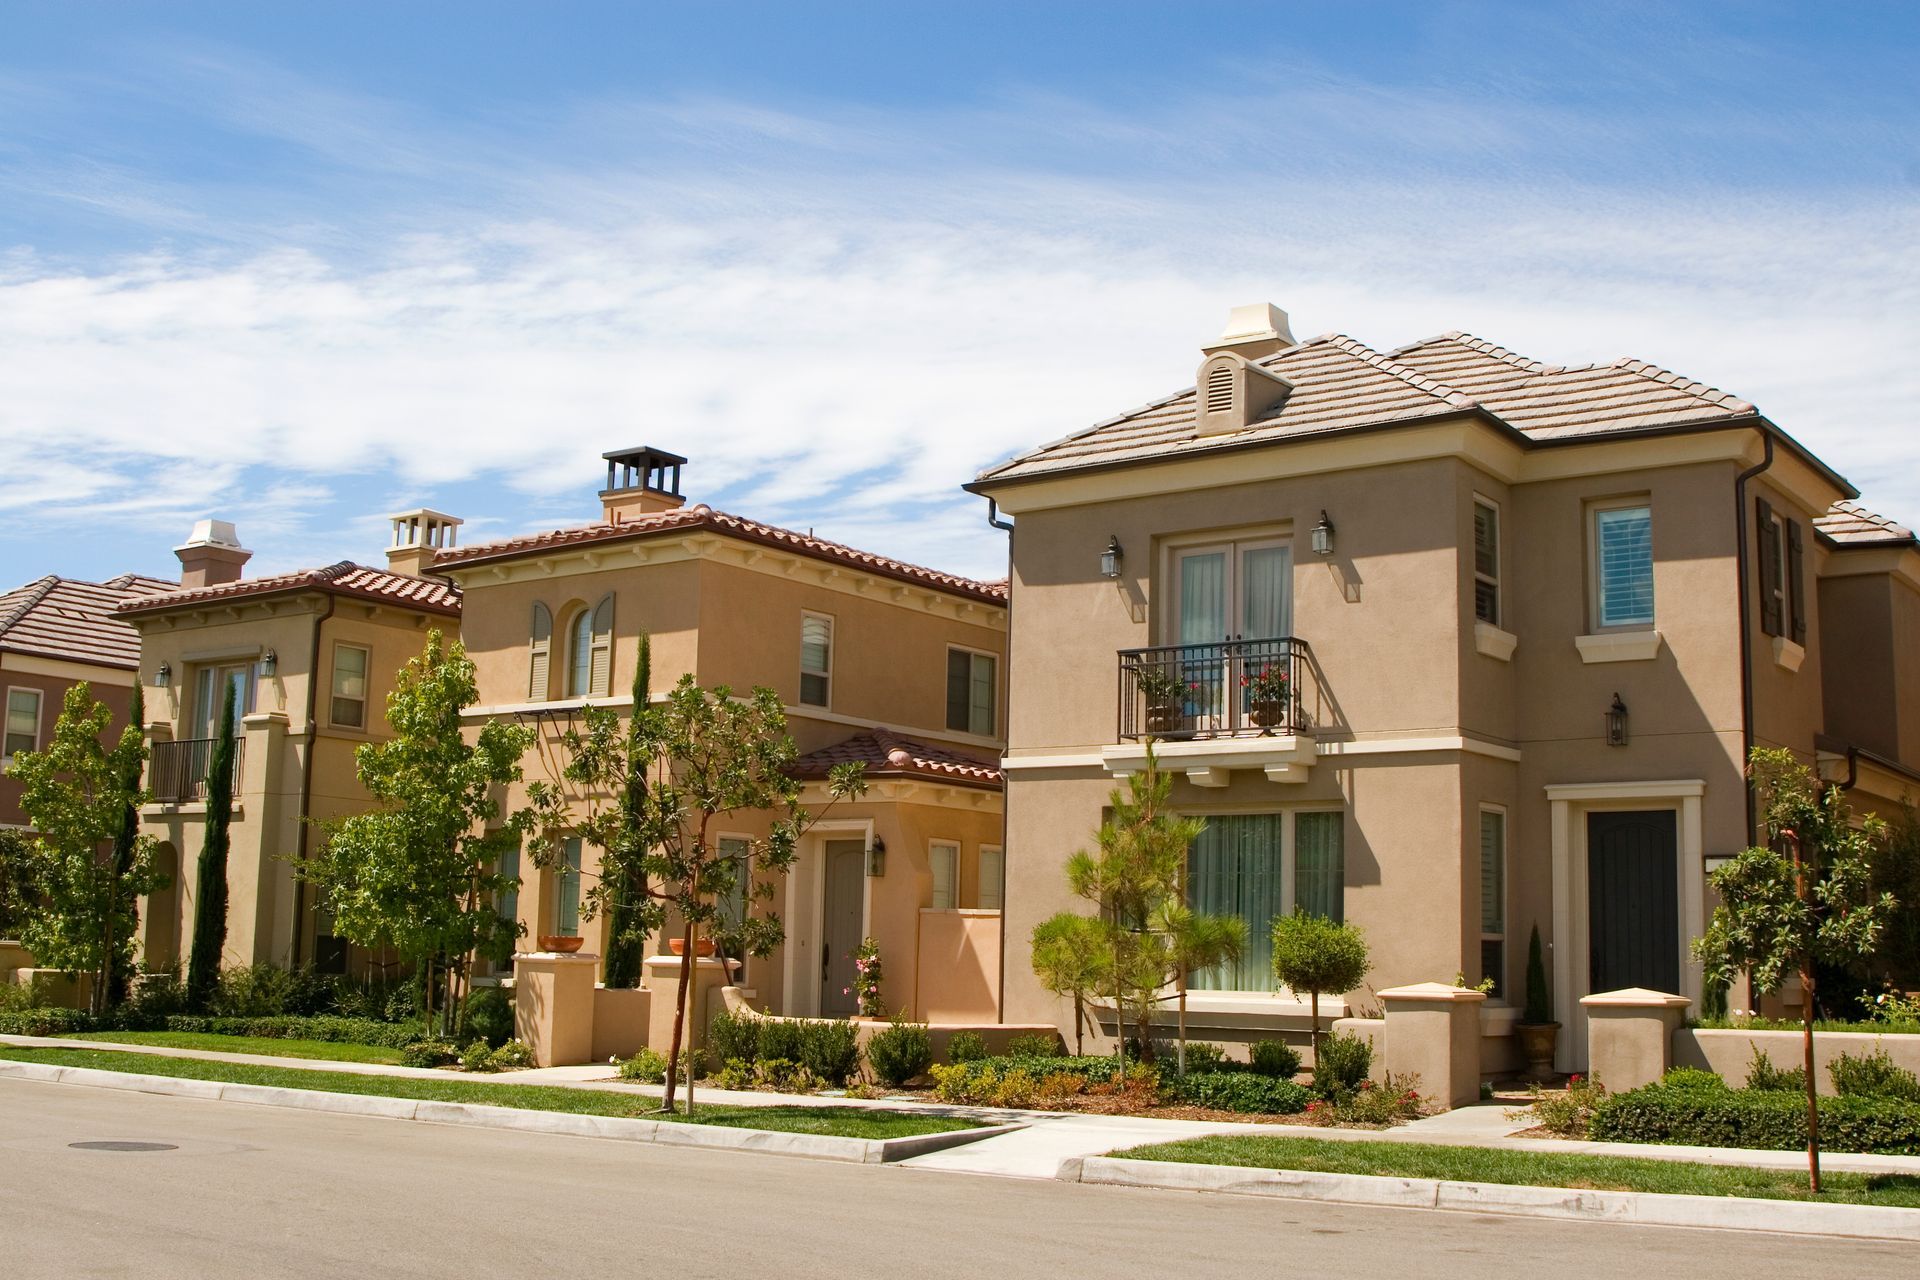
[819,840,865,1016]
[1587,810,1679,994]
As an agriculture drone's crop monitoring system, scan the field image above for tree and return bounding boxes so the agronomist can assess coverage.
[103,683,148,1006]
[0,827,37,940]
[185,679,237,1012]
[1269,911,1370,1059]
[301,631,535,1039]
[4,682,163,1016]
[1693,747,1894,1193]
[1030,914,1111,1056]
[600,637,655,990]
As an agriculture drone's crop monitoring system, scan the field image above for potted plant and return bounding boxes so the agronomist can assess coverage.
[1241,664,1291,730]
[1515,925,1559,1081]
[1135,667,1193,735]
[668,936,716,958]
[851,937,885,1018]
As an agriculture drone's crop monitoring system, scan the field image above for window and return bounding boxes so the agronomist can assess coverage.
[498,844,521,935]
[193,664,253,738]
[1755,497,1807,643]
[1294,811,1345,923]
[946,649,997,736]
[1593,503,1654,628]
[4,688,42,759]
[1473,499,1501,625]
[799,613,833,707]
[555,837,583,936]
[1480,809,1506,1000]
[529,602,552,700]
[716,835,751,981]
[978,846,1004,911]
[1188,814,1285,991]
[929,841,958,910]
[330,644,368,729]
[567,597,614,698]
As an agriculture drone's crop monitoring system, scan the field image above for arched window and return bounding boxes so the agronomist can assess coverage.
[568,595,614,697]
[529,603,552,700]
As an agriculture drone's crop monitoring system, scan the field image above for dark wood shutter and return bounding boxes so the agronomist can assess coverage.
[946,649,970,731]
[1756,496,1782,637]
[1787,518,1807,643]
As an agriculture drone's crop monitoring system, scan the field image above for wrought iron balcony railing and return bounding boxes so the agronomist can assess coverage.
[1117,636,1309,742]
[149,737,245,804]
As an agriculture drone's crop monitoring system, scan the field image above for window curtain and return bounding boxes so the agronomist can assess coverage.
[556,838,583,935]
[1294,812,1345,923]
[1241,546,1292,638]
[1187,814,1284,991]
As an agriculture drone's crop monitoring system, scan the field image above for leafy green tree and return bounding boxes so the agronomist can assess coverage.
[1269,911,1370,1058]
[103,683,148,1006]
[0,827,37,940]
[601,637,655,989]
[1693,747,1894,1193]
[185,679,237,1012]
[301,631,535,1039]
[1029,914,1111,1056]
[4,682,163,1016]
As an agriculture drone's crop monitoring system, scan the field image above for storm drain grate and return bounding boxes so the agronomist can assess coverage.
[69,1141,178,1152]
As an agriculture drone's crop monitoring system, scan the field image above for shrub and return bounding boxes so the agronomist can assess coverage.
[1660,1066,1729,1091]
[756,1018,806,1065]
[1306,1072,1425,1126]
[1516,1074,1607,1138]
[1312,1031,1372,1098]
[1006,1032,1061,1058]
[928,1053,1155,1106]
[1171,1041,1227,1073]
[487,1039,534,1071]
[153,1014,424,1049]
[0,1007,94,1037]
[1744,1045,1807,1092]
[1171,1071,1312,1115]
[945,1031,988,1063]
[798,1019,862,1085]
[617,1048,669,1083]
[1590,1082,1920,1154]
[399,1039,459,1069]
[1830,1046,1920,1103]
[709,1011,760,1067]
[1249,1040,1302,1079]
[460,1039,497,1071]
[465,987,514,1048]
[711,1058,756,1091]
[866,1018,934,1087]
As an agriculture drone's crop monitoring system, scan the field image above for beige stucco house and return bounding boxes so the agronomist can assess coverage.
[432,448,1009,1023]
[969,304,1920,1071]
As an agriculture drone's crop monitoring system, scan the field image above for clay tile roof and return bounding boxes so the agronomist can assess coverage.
[432,504,1007,606]
[0,573,175,669]
[1816,500,1917,547]
[789,727,1003,791]
[116,562,462,618]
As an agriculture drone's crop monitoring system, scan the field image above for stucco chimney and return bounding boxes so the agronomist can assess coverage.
[386,509,462,579]
[599,446,688,524]
[174,519,251,589]
[1203,302,1296,361]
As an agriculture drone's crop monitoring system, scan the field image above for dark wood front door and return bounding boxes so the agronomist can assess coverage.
[1587,810,1679,994]
[819,840,865,1016]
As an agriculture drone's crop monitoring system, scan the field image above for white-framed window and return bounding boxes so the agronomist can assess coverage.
[555,836,583,936]
[799,612,833,707]
[929,840,959,910]
[1479,807,1507,1000]
[977,845,1004,911]
[716,834,752,983]
[1188,809,1345,992]
[1473,498,1501,626]
[330,644,369,729]
[1592,501,1654,629]
[568,596,614,698]
[3,687,42,761]
[1755,496,1807,643]
[495,842,521,974]
[946,647,997,736]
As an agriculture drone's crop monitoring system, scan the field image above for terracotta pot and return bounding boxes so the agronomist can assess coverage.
[668,937,717,958]
[538,934,584,954]
[1516,1021,1560,1082]
[1249,699,1288,729]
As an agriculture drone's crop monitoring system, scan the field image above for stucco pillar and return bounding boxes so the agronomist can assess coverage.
[1581,987,1690,1091]
[513,951,599,1067]
[641,954,740,1059]
[1378,982,1487,1109]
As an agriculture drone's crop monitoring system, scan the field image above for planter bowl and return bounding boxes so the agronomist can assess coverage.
[1516,1020,1560,1082]
[538,934,585,954]
[668,937,717,958]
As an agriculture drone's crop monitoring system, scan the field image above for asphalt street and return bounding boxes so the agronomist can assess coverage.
[0,1077,1902,1278]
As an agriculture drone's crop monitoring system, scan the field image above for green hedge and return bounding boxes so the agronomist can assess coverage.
[158,1015,426,1049]
[1590,1082,1920,1155]
[1168,1070,1312,1115]
[0,1008,95,1037]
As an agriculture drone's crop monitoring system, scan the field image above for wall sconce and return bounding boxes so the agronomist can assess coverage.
[262,648,278,677]
[1606,692,1629,746]
[867,836,887,878]
[1100,535,1123,579]
[1311,510,1336,557]
[154,663,171,689]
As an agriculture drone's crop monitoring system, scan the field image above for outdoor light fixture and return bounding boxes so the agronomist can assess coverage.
[154,663,171,689]
[1100,535,1123,579]
[867,835,887,878]
[1606,692,1629,747]
[1311,510,1336,556]
[262,648,278,677]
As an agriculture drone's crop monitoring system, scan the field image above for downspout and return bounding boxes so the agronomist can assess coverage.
[986,497,1014,1022]
[288,594,336,968]
[1733,431,1774,847]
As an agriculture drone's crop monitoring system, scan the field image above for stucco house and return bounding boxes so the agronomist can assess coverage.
[968,304,1920,1072]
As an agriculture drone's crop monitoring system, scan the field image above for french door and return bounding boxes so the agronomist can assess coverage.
[1171,540,1292,731]
[193,663,254,739]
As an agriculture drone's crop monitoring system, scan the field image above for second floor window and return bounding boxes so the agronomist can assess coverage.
[800,613,833,707]
[555,837,583,936]
[929,840,958,909]
[331,644,368,729]
[1756,497,1808,644]
[4,687,41,759]
[567,596,614,698]
[1593,503,1654,629]
[1473,499,1501,625]
[946,648,997,736]
[193,664,254,738]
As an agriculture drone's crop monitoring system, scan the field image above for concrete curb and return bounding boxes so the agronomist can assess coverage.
[1065,1156,1920,1242]
[0,1060,1022,1165]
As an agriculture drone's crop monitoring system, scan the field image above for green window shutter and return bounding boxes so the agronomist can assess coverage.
[1479,811,1505,934]
[1294,812,1345,923]
[588,596,614,697]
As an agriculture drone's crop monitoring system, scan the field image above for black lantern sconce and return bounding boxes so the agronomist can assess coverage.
[1311,510,1336,557]
[262,648,278,677]
[1606,693,1629,747]
[1100,535,1123,579]
[867,835,887,878]
[154,662,171,689]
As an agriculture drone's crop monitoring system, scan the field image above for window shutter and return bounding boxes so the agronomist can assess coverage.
[1756,497,1782,637]
[1787,518,1807,644]
[529,603,552,700]
[589,596,614,696]
[946,650,969,731]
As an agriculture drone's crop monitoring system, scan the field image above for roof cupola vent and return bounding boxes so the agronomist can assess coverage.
[600,446,689,524]
[174,519,252,589]
[386,508,463,578]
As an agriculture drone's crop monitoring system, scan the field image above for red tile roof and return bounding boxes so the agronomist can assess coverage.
[116,562,462,618]
[1816,500,1916,548]
[789,727,1002,791]
[432,504,1007,605]
[0,573,176,670]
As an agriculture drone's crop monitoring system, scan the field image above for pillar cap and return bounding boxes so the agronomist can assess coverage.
[1580,987,1691,1008]
[1378,982,1487,1003]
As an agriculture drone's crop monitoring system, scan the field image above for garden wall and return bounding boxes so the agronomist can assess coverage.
[1673,1027,1920,1095]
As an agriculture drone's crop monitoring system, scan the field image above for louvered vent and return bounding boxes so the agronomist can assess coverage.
[1205,363,1235,415]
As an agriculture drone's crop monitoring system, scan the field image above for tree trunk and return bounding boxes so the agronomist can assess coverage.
[1072,993,1085,1057]
[661,916,696,1113]
[1791,834,1821,1194]
[1310,989,1322,1064]
[1176,976,1188,1078]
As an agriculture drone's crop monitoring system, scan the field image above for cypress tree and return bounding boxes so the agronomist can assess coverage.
[186,679,237,1012]
[101,683,147,1010]
[602,635,652,989]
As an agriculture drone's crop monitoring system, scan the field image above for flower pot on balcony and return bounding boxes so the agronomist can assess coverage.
[1516,1021,1560,1082]
[1145,704,1184,735]
[669,937,716,958]
[1249,699,1288,730]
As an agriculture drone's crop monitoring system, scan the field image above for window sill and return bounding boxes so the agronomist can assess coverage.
[1574,630,1663,663]
[1474,621,1517,662]
[1772,636,1806,672]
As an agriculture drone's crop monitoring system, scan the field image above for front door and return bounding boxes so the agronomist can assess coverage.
[819,840,865,1016]
[1587,811,1679,994]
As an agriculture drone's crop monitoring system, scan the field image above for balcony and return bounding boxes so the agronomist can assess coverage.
[1110,637,1315,786]
[149,737,245,804]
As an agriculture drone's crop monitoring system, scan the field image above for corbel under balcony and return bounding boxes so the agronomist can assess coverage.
[1101,733,1317,786]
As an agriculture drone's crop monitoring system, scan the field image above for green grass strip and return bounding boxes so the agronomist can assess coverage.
[1112,1135,1920,1208]
[0,1045,977,1140]
[65,1031,407,1065]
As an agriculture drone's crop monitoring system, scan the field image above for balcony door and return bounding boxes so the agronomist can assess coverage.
[1173,540,1291,731]
[193,663,254,739]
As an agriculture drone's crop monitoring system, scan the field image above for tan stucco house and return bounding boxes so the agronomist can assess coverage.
[969,304,1920,1071]
[432,448,1009,1023]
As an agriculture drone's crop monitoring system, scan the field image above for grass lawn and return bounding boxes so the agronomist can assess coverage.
[1112,1135,1920,1208]
[0,1046,978,1141]
[65,1030,407,1065]
[1691,1016,1920,1035]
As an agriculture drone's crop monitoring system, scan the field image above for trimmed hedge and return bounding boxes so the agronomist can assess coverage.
[1590,1082,1920,1155]
[159,1015,426,1049]
[1169,1070,1312,1115]
[0,1008,94,1037]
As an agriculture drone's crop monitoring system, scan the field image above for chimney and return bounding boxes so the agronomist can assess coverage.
[174,519,251,589]
[1203,302,1296,361]
[386,509,463,578]
[599,446,688,524]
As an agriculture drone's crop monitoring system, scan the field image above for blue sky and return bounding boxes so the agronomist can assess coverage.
[2,2,1916,583]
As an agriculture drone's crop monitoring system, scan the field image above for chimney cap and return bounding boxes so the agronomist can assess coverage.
[176,518,244,551]
[1215,303,1295,349]
[602,445,689,468]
